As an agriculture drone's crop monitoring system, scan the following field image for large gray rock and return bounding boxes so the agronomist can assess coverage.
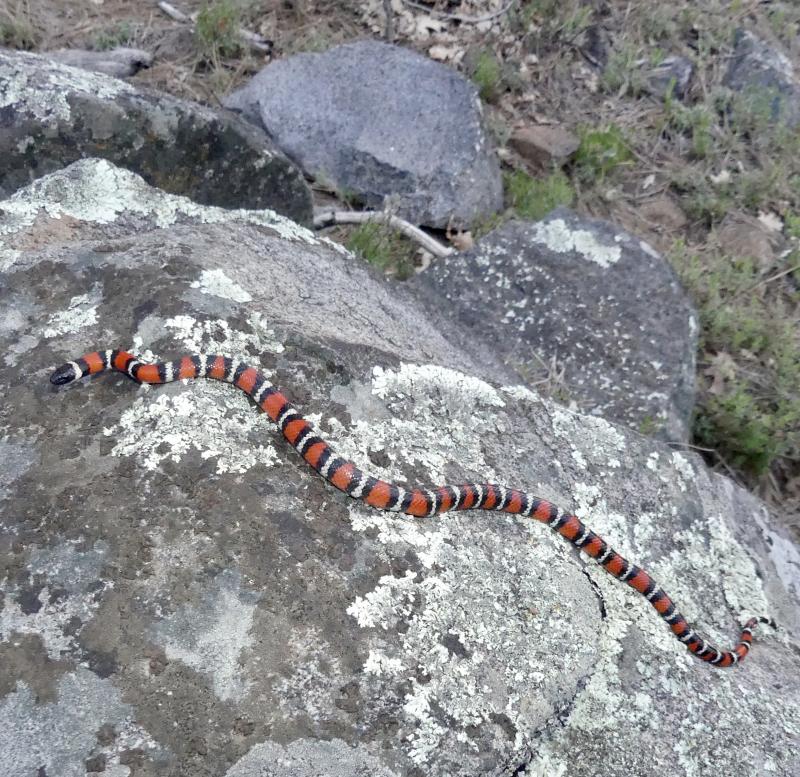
[224,40,503,229]
[1,161,799,777]
[413,209,697,442]
[724,30,800,128]
[0,49,312,223]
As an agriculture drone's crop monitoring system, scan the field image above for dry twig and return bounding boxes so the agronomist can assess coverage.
[157,1,272,53]
[313,209,455,259]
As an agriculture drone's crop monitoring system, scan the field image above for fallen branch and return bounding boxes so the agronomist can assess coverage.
[401,0,517,24]
[157,1,272,53]
[313,209,454,259]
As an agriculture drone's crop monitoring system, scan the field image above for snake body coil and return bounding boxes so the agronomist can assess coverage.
[51,349,772,668]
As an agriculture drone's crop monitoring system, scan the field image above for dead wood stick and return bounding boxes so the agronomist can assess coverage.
[157,1,272,53]
[313,209,455,258]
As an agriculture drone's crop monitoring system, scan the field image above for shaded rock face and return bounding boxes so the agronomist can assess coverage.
[1,161,799,777]
[724,30,800,128]
[413,209,697,442]
[0,50,312,223]
[224,40,503,229]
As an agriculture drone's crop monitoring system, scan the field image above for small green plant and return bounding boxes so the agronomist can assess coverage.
[573,125,632,182]
[505,170,574,220]
[472,49,503,102]
[346,221,415,280]
[662,92,715,160]
[602,45,646,97]
[93,21,134,51]
[785,213,800,240]
[195,0,243,61]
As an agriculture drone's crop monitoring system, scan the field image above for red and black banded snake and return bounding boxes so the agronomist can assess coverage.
[50,348,773,668]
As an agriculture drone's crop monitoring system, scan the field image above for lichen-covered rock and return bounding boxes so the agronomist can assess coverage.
[724,30,800,128]
[223,40,503,229]
[412,209,697,442]
[1,161,799,777]
[0,49,312,223]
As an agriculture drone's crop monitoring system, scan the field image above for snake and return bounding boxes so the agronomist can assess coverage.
[50,348,773,668]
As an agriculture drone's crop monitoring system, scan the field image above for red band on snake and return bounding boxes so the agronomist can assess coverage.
[50,349,774,668]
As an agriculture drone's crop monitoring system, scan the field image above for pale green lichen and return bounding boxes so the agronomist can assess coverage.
[0,50,133,123]
[0,159,320,265]
[530,218,622,268]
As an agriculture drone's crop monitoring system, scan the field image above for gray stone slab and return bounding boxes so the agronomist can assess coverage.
[224,40,503,229]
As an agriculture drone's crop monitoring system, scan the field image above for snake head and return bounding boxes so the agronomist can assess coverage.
[50,363,80,385]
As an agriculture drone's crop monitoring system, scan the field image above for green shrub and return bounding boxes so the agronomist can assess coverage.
[505,170,575,220]
[346,221,414,280]
[472,49,503,102]
[573,125,632,182]
[94,21,134,51]
[195,0,243,61]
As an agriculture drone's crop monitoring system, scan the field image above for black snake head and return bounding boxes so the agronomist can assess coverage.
[50,363,79,385]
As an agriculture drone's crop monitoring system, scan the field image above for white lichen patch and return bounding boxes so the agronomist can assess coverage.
[671,451,696,491]
[151,570,257,702]
[162,313,284,358]
[0,248,21,272]
[650,514,770,629]
[40,285,102,339]
[190,269,253,303]
[550,405,627,472]
[347,571,420,629]
[322,364,509,487]
[271,626,348,722]
[530,218,622,268]
[0,158,317,250]
[500,383,543,405]
[372,363,505,412]
[344,363,506,482]
[0,669,159,777]
[0,51,132,123]
[349,511,445,568]
[224,739,398,777]
[106,315,285,474]
[0,541,111,660]
[106,384,278,475]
